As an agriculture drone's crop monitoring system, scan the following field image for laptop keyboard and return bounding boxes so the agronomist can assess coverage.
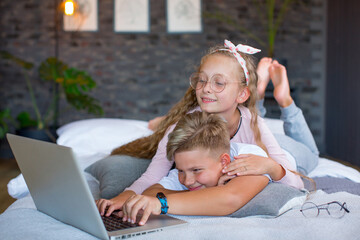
[101,214,140,232]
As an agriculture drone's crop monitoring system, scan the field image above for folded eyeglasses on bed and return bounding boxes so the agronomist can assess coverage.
[300,201,350,218]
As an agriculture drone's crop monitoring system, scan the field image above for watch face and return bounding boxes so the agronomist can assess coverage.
[157,192,166,199]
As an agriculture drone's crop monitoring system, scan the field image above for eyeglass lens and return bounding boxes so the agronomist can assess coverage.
[301,202,319,217]
[327,202,347,218]
[190,73,226,93]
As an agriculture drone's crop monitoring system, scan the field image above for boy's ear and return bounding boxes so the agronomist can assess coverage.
[220,153,231,166]
[237,87,250,104]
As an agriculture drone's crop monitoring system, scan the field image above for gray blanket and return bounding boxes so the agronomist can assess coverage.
[306,177,360,195]
[1,190,359,240]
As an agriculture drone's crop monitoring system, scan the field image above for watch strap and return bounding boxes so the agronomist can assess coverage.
[156,192,169,214]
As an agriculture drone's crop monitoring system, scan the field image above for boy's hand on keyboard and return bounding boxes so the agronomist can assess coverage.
[122,194,161,226]
[96,190,136,217]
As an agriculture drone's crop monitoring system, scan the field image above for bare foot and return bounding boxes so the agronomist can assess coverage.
[269,60,293,108]
[148,116,166,131]
[256,57,272,99]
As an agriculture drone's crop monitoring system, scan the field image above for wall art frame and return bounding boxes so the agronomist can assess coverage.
[166,0,202,33]
[63,0,99,32]
[114,0,150,33]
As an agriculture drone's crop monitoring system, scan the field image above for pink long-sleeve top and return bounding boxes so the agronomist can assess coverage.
[125,105,304,194]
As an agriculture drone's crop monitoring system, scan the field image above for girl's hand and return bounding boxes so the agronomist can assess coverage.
[222,154,285,180]
[96,190,136,217]
[122,195,161,226]
[148,116,166,131]
[217,174,236,186]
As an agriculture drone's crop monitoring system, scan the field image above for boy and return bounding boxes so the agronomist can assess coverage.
[100,112,271,225]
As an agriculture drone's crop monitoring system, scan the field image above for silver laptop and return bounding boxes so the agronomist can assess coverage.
[7,133,187,240]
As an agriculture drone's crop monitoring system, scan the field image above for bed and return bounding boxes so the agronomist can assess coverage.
[1,118,360,240]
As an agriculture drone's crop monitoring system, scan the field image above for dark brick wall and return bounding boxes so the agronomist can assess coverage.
[0,0,326,150]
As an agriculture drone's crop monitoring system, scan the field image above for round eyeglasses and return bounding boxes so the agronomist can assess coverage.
[189,73,229,93]
[300,201,349,218]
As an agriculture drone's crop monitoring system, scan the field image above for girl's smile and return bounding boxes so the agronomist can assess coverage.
[200,97,216,103]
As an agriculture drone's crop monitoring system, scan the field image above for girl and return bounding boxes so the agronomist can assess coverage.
[149,58,320,176]
[96,40,303,216]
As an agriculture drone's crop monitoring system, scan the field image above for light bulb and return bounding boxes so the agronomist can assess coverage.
[64,0,74,16]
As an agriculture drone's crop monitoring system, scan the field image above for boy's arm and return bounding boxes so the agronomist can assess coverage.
[123,175,268,225]
[143,183,187,196]
[166,175,268,215]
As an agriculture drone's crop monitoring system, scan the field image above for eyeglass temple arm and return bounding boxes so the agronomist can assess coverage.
[318,201,350,213]
[341,203,350,213]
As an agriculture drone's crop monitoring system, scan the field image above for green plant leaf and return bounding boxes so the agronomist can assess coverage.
[66,93,104,116]
[0,108,11,119]
[0,108,11,139]
[0,51,34,70]
[39,57,68,82]
[2,55,103,127]
[0,126,7,139]
[60,67,103,115]
[62,68,96,94]
[16,112,38,129]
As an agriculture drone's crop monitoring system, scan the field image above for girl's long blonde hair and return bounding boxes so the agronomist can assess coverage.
[111,43,267,158]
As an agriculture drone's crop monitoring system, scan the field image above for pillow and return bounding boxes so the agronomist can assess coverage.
[228,182,308,218]
[56,118,153,156]
[57,118,284,156]
[264,118,285,135]
[85,155,151,199]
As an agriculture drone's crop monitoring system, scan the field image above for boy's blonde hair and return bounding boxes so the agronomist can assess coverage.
[111,41,267,158]
[166,112,230,161]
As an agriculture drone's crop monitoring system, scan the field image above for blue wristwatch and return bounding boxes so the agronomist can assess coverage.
[156,192,169,214]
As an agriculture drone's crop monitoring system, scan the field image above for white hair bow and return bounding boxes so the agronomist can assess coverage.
[218,39,261,85]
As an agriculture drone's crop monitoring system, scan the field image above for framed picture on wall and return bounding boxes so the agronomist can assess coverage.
[63,0,98,31]
[166,0,202,33]
[114,0,150,33]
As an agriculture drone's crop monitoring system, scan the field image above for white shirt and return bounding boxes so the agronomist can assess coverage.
[158,142,270,191]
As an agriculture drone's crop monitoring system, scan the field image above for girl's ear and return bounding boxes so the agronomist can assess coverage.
[220,153,231,167]
[237,87,250,104]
